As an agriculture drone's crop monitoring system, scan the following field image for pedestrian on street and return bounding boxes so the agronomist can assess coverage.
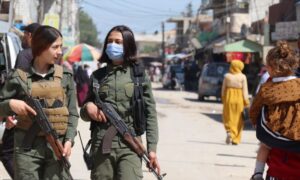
[154,66,161,82]
[0,25,79,179]
[221,60,249,145]
[0,44,16,179]
[84,64,93,77]
[75,65,90,107]
[4,24,41,176]
[249,41,300,180]
[149,66,155,82]
[15,22,41,70]
[255,66,269,94]
[80,25,161,180]
[170,68,177,90]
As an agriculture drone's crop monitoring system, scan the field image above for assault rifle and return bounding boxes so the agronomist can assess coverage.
[25,96,74,180]
[93,86,166,180]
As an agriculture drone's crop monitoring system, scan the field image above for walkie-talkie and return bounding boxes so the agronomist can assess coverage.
[78,131,93,170]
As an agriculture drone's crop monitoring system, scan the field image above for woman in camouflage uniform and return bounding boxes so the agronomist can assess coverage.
[80,25,161,180]
[0,26,78,179]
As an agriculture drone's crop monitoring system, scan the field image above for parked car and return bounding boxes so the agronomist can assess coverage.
[0,32,22,67]
[0,23,23,84]
[198,62,229,101]
[162,64,184,89]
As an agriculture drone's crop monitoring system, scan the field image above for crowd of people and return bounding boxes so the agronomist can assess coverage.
[0,20,300,180]
[221,41,300,180]
[0,24,161,180]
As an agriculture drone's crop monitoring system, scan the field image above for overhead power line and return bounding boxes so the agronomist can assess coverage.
[109,0,182,15]
[82,0,180,18]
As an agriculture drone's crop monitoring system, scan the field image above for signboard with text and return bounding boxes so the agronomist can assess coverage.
[271,21,299,41]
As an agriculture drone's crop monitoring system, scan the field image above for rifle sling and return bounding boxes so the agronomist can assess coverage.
[22,121,41,151]
[101,125,118,154]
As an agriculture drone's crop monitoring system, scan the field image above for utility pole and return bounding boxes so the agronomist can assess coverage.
[263,12,270,46]
[194,5,201,36]
[161,22,165,60]
[59,0,63,31]
[38,0,44,24]
[226,0,230,43]
[8,0,15,27]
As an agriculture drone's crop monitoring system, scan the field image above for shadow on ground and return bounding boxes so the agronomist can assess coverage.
[184,97,222,104]
[187,140,258,146]
[202,113,254,131]
[152,86,180,91]
[216,153,256,159]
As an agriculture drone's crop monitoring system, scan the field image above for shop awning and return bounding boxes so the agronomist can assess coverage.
[214,39,262,53]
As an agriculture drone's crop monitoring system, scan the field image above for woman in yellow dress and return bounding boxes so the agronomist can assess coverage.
[222,60,249,145]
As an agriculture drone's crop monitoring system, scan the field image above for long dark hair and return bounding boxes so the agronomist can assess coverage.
[31,25,62,58]
[99,25,137,64]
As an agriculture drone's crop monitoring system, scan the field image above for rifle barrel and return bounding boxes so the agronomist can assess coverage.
[142,154,166,180]
[27,97,74,180]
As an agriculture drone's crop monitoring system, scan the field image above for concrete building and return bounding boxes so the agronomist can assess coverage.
[249,0,280,22]
[135,29,177,57]
[14,0,39,24]
[0,0,79,47]
[268,0,300,50]
[167,14,213,51]
[60,0,80,47]
[205,0,250,41]
[135,33,162,57]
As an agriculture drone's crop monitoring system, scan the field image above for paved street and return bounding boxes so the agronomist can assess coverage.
[144,83,259,180]
[0,83,259,180]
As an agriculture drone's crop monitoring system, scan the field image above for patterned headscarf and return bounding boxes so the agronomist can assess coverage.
[229,60,244,74]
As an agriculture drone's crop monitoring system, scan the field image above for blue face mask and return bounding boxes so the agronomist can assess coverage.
[105,43,124,61]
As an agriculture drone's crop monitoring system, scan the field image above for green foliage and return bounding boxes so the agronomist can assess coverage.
[79,10,101,48]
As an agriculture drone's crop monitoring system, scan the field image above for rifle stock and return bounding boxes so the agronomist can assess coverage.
[26,97,73,180]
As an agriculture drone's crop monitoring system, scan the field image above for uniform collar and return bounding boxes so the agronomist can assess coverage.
[28,64,55,78]
[107,63,128,73]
